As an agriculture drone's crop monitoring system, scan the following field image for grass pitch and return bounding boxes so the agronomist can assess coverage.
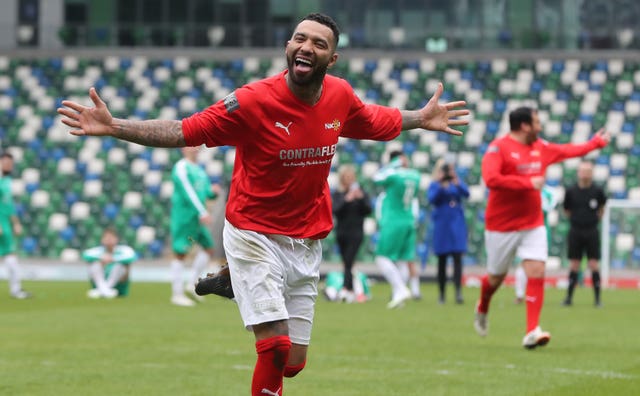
[1,280,638,395]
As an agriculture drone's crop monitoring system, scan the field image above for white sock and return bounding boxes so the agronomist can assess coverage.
[5,255,21,294]
[352,271,364,297]
[88,262,109,292]
[375,256,407,298]
[397,261,410,284]
[106,264,126,289]
[190,251,210,286]
[515,265,527,299]
[410,276,421,296]
[170,259,185,296]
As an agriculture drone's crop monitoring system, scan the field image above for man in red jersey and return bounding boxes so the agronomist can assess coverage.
[57,13,468,396]
[474,106,610,349]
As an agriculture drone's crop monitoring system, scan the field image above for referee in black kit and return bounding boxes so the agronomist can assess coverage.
[562,160,607,307]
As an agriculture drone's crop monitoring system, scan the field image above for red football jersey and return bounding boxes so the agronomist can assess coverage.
[482,134,606,232]
[182,71,402,239]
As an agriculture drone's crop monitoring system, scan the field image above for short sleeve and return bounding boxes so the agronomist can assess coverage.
[181,86,258,147]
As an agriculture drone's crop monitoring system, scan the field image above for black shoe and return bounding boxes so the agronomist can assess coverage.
[195,265,234,299]
[455,295,464,305]
[594,300,602,308]
[562,298,572,306]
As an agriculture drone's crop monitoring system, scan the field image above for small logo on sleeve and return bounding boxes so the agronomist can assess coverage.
[223,92,240,113]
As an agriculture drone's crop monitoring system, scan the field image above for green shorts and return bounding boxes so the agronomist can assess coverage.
[171,222,214,255]
[375,221,417,261]
[0,219,16,256]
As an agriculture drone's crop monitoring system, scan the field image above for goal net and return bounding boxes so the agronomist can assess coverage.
[601,199,640,288]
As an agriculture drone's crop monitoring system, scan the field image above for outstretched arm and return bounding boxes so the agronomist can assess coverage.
[57,87,186,148]
[400,83,468,135]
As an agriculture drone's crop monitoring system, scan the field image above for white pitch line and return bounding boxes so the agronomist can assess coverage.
[447,360,637,380]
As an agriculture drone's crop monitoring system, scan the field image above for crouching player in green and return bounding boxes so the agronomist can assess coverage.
[83,228,137,298]
[323,270,371,303]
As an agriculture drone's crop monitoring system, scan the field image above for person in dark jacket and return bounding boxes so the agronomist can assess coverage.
[331,164,372,302]
[562,160,607,307]
[427,158,469,304]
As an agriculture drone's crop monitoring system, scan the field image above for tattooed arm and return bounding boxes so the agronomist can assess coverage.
[111,119,185,147]
[57,87,186,148]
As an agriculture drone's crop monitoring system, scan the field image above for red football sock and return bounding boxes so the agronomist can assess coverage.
[252,335,291,396]
[284,359,306,378]
[477,275,498,314]
[525,277,545,333]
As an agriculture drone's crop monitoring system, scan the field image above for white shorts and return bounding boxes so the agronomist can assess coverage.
[223,220,322,345]
[484,226,548,275]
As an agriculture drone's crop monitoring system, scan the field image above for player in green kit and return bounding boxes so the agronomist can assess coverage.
[373,150,421,308]
[170,146,221,307]
[0,152,31,299]
[83,228,137,298]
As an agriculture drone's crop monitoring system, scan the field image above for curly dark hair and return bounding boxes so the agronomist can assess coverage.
[301,13,340,48]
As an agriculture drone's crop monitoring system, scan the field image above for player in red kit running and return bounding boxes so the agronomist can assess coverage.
[475,106,610,349]
[58,14,468,395]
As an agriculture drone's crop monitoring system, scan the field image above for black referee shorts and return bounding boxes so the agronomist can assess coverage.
[567,227,601,260]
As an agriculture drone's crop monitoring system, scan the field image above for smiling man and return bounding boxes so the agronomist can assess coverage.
[58,13,468,395]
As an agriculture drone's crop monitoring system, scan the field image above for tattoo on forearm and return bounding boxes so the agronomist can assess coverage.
[112,119,186,147]
[400,110,422,130]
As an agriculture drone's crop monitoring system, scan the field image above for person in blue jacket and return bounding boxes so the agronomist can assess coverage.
[427,158,469,304]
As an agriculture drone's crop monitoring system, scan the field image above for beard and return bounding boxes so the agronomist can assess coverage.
[286,53,329,87]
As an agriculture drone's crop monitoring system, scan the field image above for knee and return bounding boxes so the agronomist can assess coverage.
[284,359,306,378]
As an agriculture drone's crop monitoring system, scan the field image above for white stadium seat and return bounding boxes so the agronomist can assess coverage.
[21,168,40,184]
[60,248,80,262]
[160,181,174,200]
[123,191,142,209]
[131,158,149,175]
[136,226,156,245]
[48,213,68,231]
[615,233,634,252]
[468,185,486,203]
[30,190,50,208]
[70,202,91,220]
[83,180,103,198]
[143,171,163,187]
[360,161,380,179]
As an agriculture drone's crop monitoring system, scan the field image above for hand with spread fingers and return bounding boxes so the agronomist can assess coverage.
[401,82,469,136]
[57,87,114,137]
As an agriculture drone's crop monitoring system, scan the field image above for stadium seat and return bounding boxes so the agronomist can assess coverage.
[615,233,634,252]
[143,170,162,188]
[136,225,156,245]
[83,180,103,198]
[122,191,142,209]
[160,181,174,200]
[131,158,149,175]
[30,190,50,208]
[48,213,68,231]
[60,248,80,262]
